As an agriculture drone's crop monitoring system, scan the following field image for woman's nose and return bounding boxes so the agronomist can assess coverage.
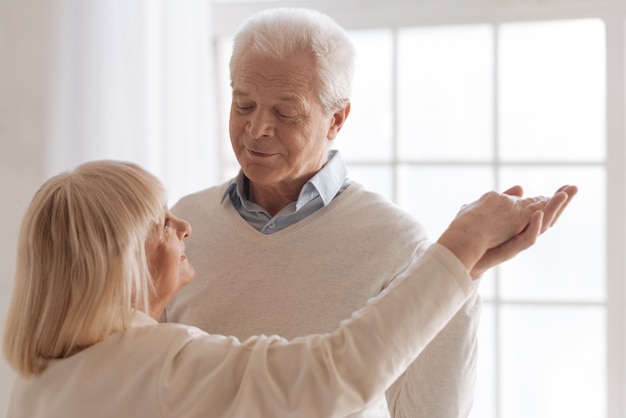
[176,218,192,238]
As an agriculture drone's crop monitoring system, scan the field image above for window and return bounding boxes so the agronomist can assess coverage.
[212,2,625,416]
[347,20,606,417]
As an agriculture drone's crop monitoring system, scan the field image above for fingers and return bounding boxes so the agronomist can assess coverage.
[448,184,576,278]
[503,185,524,197]
[502,183,577,233]
[548,185,578,228]
[470,211,544,278]
[469,184,576,278]
[535,185,578,232]
[515,209,544,249]
[538,192,568,232]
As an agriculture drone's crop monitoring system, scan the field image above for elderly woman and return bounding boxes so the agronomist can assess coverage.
[4,160,572,418]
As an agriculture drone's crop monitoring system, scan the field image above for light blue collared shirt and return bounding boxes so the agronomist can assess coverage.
[221,150,351,234]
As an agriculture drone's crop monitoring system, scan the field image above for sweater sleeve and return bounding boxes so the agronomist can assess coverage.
[158,244,474,418]
[385,285,481,418]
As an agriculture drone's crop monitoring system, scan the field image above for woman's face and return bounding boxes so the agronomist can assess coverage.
[145,207,195,317]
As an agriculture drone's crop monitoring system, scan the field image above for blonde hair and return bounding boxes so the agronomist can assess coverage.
[3,160,165,377]
[229,7,355,113]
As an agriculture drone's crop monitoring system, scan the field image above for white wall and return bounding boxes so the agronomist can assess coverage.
[0,0,52,413]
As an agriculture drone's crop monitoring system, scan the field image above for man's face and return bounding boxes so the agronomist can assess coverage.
[229,51,344,194]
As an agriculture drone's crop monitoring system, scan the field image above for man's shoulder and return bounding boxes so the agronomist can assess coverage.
[171,181,230,215]
[346,182,417,219]
[335,182,426,237]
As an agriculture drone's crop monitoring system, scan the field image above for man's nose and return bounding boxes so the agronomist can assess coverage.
[246,109,274,138]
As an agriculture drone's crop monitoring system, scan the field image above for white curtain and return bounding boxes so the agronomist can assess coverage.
[0,1,217,410]
[45,0,218,204]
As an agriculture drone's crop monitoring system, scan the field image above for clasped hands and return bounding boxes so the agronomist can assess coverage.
[437,185,578,279]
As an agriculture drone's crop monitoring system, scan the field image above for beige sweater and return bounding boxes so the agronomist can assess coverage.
[166,181,481,417]
[8,245,472,418]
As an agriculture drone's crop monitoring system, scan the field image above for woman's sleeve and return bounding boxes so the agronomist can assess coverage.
[158,243,474,418]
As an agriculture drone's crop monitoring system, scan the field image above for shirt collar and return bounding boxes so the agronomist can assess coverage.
[221,149,347,209]
[300,149,346,207]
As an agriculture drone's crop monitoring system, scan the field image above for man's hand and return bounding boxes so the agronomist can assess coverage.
[436,185,578,278]
[469,185,577,278]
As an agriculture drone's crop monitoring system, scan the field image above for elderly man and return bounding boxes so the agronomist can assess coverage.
[165,7,576,417]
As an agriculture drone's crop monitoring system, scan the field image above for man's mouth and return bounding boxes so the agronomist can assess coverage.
[247,148,273,157]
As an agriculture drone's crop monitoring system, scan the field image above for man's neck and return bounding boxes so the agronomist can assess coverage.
[246,178,302,216]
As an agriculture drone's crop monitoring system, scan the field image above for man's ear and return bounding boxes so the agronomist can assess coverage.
[327,103,351,140]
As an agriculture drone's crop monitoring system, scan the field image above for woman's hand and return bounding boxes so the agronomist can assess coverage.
[437,185,578,278]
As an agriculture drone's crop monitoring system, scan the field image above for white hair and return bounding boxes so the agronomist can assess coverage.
[229,8,355,112]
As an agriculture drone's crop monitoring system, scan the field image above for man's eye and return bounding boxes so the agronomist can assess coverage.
[276,110,298,120]
[164,218,171,230]
[236,103,254,111]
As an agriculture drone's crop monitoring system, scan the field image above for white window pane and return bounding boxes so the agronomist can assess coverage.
[397,165,494,240]
[397,25,494,161]
[499,19,605,162]
[500,306,606,418]
[216,36,236,163]
[346,165,393,202]
[339,30,393,161]
[499,167,605,301]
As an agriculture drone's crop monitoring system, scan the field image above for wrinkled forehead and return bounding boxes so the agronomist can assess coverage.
[232,51,318,100]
